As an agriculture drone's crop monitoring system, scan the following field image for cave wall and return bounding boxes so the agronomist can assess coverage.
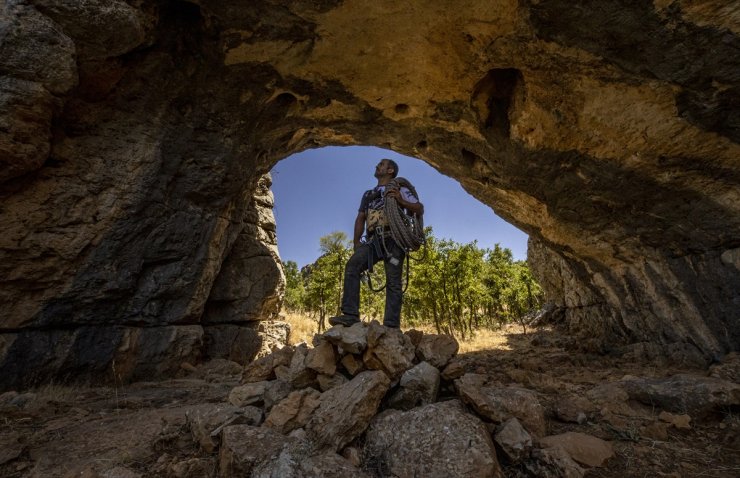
[0,0,738,386]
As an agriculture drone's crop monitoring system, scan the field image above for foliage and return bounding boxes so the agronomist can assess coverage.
[285,229,544,337]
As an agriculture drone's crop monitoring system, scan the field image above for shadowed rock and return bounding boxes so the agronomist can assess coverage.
[263,388,321,435]
[456,373,547,437]
[494,417,533,463]
[364,400,501,478]
[363,322,416,381]
[540,432,614,468]
[306,370,390,451]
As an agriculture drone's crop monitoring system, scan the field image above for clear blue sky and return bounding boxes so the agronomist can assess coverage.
[271,146,528,268]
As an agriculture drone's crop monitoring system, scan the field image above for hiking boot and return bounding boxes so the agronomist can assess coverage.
[329,314,360,327]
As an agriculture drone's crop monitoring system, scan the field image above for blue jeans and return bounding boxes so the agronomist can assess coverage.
[340,236,405,327]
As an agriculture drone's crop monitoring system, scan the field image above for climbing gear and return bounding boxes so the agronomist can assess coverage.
[328,314,360,327]
[361,177,426,295]
[383,177,425,252]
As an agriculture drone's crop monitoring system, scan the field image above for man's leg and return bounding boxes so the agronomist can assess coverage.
[331,244,373,326]
[383,240,406,328]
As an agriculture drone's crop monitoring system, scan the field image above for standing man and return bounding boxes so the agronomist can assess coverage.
[329,158,423,329]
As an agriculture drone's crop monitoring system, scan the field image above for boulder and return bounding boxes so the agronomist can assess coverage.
[363,400,501,478]
[305,340,336,376]
[526,447,584,478]
[386,361,440,410]
[456,374,547,436]
[263,388,322,434]
[306,370,390,451]
[241,345,294,383]
[494,417,533,463]
[619,374,740,417]
[228,382,268,407]
[340,354,365,376]
[324,323,368,354]
[553,395,593,424]
[441,357,466,380]
[218,425,295,477]
[539,432,614,467]
[363,322,416,380]
[278,343,317,389]
[317,373,348,392]
[263,379,293,411]
[251,446,371,478]
[415,334,459,368]
[186,403,261,453]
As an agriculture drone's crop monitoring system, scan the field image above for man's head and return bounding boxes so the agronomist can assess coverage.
[374,158,399,179]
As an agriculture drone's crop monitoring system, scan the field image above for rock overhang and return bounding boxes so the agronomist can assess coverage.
[0,0,737,387]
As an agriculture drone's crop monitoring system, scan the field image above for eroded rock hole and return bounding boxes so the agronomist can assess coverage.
[395,103,409,114]
[472,68,522,136]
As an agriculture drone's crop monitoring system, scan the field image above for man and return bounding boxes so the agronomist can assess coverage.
[329,158,423,328]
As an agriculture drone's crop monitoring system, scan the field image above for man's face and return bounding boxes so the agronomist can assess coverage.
[374,160,393,178]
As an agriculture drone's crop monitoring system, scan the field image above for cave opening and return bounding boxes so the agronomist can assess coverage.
[268,145,536,338]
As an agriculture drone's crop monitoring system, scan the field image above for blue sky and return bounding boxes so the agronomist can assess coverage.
[271,146,528,267]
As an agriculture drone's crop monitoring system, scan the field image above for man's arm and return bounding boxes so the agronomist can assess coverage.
[386,189,424,216]
[353,211,366,249]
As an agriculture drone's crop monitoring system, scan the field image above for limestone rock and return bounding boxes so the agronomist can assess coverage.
[540,432,614,468]
[340,354,366,376]
[324,323,367,354]
[305,340,337,375]
[263,388,322,434]
[386,361,440,410]
[186,403,261,453]
[205,322,289,365]
[364,400,501,478]
[218,425,294,477]
[456,374,547,436]
[306,370,390,451]
[0,430,24,465]
[317,373,348,392]
[415,333,459,368]
[404,329,424,347]
[281,343,317,389]
[242,346,294,383]
[619,374,740,417]
[263,379,294,411]
[494,417,533,463]
[441,357,466,380]
[709,352,740,383]
[204,174,284,326]
[251,447,370,478]
[228,382,268,407]
[363,322,416,380]
[553,395,594,424]
[0,3,77,95]
[0,0,738,386]
[527,447,585,478]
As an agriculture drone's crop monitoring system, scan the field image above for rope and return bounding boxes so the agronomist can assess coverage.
[361,178,426,294]
[383,178,425,252]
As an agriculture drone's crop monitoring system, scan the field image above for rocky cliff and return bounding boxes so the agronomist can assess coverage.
[0,0,738,387]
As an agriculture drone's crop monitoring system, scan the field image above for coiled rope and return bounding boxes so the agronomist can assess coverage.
[383,177,425,252]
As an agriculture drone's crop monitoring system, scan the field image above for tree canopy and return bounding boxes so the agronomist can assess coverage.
[284,228,543,337]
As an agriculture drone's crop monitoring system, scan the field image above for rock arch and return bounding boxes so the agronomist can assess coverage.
[0,0,738,387]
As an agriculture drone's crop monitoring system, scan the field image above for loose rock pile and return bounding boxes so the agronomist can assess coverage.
[198,321,616,477]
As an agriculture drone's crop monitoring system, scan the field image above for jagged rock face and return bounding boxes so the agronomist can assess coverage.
[0,1,738,386]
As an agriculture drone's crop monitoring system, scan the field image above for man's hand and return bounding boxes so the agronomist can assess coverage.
[386,187,423,215]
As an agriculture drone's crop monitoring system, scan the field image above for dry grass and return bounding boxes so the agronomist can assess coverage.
[281,310,522,353]
[282,311,320,345]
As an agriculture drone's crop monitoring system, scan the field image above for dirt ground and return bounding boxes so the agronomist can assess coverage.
[1,325,738,477]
